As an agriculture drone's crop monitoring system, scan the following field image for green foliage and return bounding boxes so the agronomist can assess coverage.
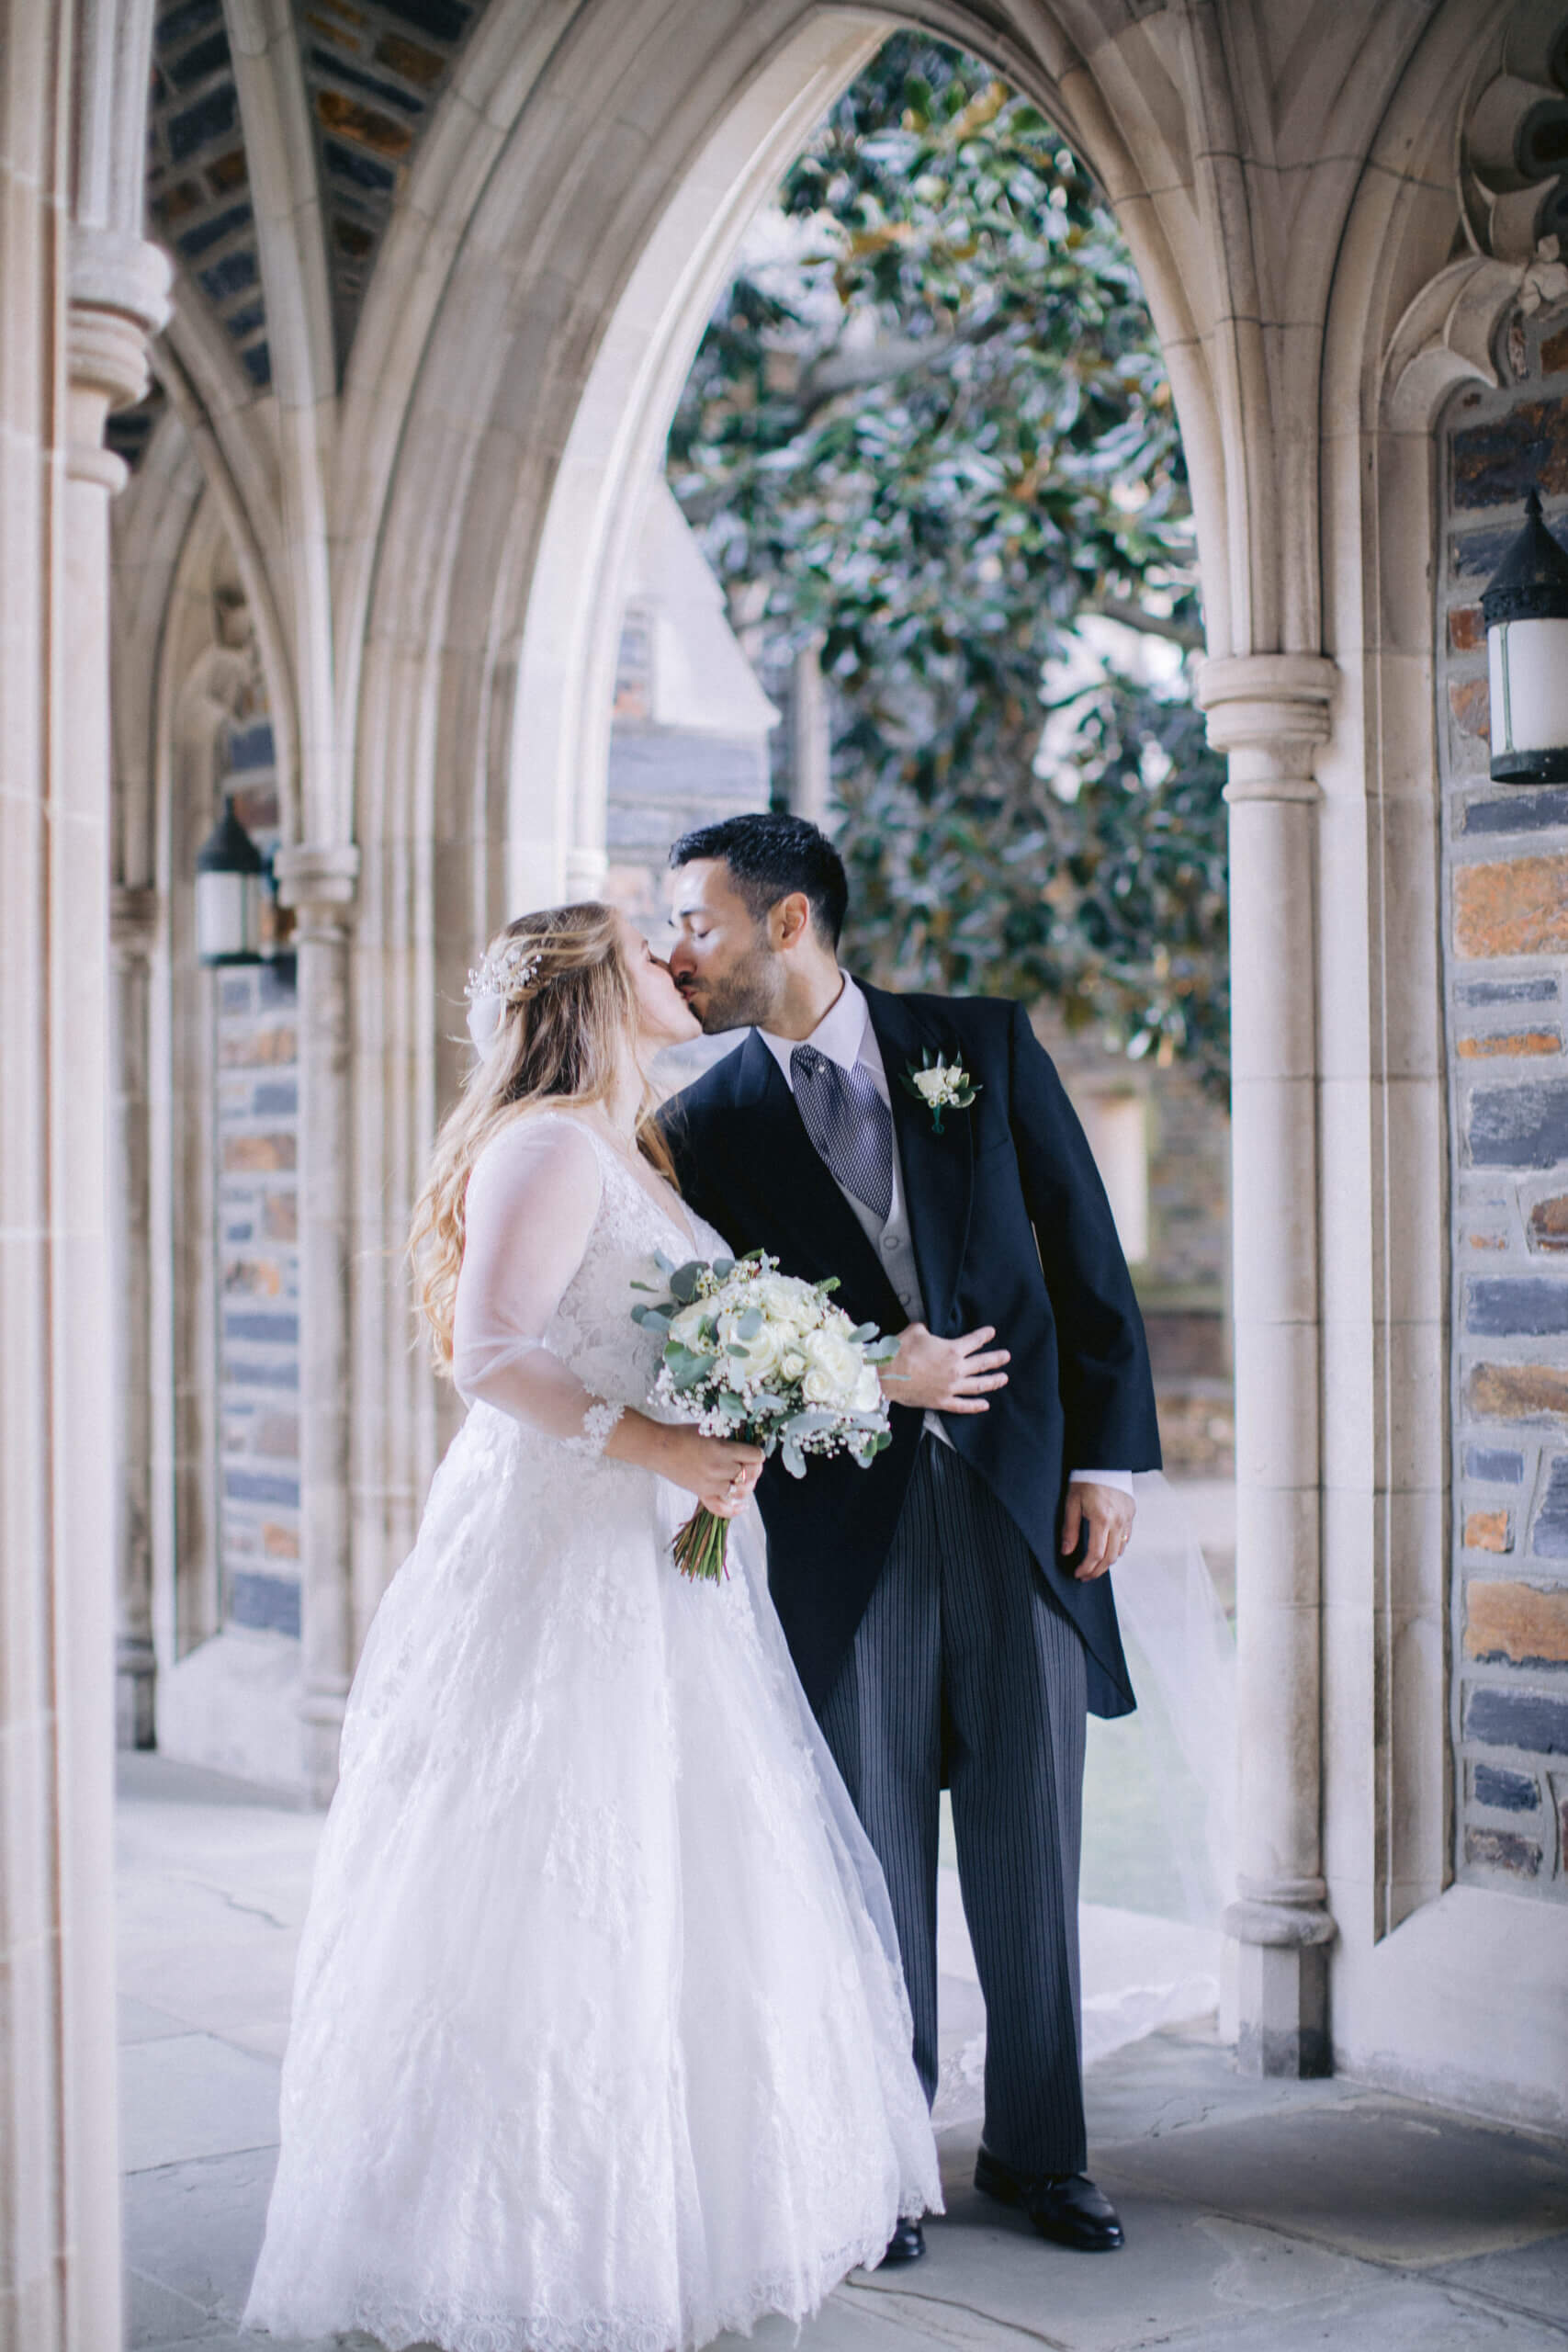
[666,35,1229,1091]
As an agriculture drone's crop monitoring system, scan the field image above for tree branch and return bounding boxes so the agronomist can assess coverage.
[1081,594,1205,651]
[796,310,1008,418]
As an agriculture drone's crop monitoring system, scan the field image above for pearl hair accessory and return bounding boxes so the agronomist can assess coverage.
[464,936,544,1053]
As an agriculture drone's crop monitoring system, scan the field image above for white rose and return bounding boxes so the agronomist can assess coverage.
[755,1272,811,1323]
[716,1309,784,1382]
[780,1349,807,1383]
[852,1362,884,1414]
[800,1327,863,1406]
[668,1301,713,1351]
[913,1066,954,1104]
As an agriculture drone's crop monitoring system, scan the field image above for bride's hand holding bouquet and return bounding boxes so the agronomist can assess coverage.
[631,1249,897,1581]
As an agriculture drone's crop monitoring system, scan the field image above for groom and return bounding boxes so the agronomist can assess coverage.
[660,813,1160,2262]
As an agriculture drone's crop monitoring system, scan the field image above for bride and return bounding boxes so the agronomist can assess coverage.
[243,902,941,2352]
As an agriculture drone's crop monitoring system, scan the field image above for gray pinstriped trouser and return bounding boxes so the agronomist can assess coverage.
[817,1434,1089,2178]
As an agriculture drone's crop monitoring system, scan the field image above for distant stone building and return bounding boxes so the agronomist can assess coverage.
[604,481,780,926]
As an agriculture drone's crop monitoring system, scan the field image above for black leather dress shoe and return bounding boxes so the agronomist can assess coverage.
[974,2147,1124,2251]
[881,2216,927,2265]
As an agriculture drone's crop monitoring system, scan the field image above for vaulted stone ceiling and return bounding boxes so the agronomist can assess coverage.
[147,0,266,392]
[300,0,487,365]
[116,0,491,467]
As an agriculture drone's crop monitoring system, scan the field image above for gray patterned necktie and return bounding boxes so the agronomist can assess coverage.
[790,1042,895,1225]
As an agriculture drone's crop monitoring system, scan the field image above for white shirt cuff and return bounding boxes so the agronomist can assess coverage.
[1068,1468,1134,1496]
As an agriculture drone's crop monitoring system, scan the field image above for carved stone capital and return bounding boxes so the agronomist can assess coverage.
[1196,653,1337,800]
[109,886,159,954]
[65,231,172,491]
[274,842,361,921]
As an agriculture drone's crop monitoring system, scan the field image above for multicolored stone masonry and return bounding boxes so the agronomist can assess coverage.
[211,721,301,1640]
[1442,310,1568,1901]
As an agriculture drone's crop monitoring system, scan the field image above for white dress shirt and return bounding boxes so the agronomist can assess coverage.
[758,976,1132,1495]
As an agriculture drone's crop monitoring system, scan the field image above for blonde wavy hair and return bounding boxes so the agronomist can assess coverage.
[410,901,678,1372]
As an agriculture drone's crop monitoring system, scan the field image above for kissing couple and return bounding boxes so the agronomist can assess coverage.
[243,812,1161,2352]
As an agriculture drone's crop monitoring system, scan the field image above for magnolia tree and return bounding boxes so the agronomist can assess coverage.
[667,37,1228,1092]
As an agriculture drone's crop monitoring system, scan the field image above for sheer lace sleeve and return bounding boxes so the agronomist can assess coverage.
[451,1116,625,1455]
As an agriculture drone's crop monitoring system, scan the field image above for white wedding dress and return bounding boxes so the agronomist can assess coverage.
[243,1111,941,2352]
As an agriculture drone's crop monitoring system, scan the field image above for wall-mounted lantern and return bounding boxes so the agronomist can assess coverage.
[1482,488,1568,782]
[195,795,266,966]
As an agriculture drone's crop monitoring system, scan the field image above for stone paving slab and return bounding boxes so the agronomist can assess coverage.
[121,1995,194,2046]
[118,1758,1568,2352]
[123,2147,278,2330]
[127,2268,230,2348]
[1101,2090,1568,2268]
[1139,2275,1568,2350]
[120,2033,282,2175]
[1433,2234,1568,2328]
[899,2129,1395,2352]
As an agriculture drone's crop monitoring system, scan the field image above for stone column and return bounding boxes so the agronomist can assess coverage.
[565,844,610,899]
[789,636,831,826]
[110,885,158,1748]
[48,232,170,2349]
[1198,652,1338,2076]
[275,843,360,1803]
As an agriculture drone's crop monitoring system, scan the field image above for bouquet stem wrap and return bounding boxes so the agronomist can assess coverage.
[671,1502,734,1584]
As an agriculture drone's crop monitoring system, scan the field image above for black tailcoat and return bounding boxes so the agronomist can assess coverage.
[660,983,1161,1720]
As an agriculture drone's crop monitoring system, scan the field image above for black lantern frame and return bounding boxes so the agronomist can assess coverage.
[1481,488,1568,785]
[195,795,267,967]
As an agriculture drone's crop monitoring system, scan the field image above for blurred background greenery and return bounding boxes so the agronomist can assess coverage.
[668,35,1229,1096]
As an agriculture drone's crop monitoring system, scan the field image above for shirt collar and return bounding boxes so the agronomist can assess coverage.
[759,971,871,1080]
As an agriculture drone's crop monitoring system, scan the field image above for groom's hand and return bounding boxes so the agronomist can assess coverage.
[1062,1481,1134,1580]
[881,1322,1010,1415]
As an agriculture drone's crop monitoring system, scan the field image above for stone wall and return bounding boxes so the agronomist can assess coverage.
[212,719,302,1639]
[1440,310,1568,1903]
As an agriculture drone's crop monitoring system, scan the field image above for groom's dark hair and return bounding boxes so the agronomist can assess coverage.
[669,812,849,948]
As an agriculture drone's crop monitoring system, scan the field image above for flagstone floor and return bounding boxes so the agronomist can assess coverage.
[119,1751,1568,2352]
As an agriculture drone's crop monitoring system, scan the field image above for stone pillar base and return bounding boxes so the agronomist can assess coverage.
[115,1639,156,1751]
[300,1684,349,1809]
[1234,1940,1330,2077]
[1225,1895,1336,2077]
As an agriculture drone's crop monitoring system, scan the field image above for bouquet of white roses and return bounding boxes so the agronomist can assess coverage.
[631,1248,898,1582]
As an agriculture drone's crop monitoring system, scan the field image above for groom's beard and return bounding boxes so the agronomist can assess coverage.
[684,939,783,1035]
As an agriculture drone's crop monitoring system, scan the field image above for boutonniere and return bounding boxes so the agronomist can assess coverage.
[899,1048,980,1135]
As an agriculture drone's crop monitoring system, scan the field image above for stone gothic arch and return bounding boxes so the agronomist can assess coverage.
[13,0,1568,2337]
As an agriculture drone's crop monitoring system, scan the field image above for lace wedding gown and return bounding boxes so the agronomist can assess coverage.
[243,1112,941,2352]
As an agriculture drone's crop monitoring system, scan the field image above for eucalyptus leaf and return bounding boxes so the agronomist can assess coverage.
[783,1409,839,1439]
